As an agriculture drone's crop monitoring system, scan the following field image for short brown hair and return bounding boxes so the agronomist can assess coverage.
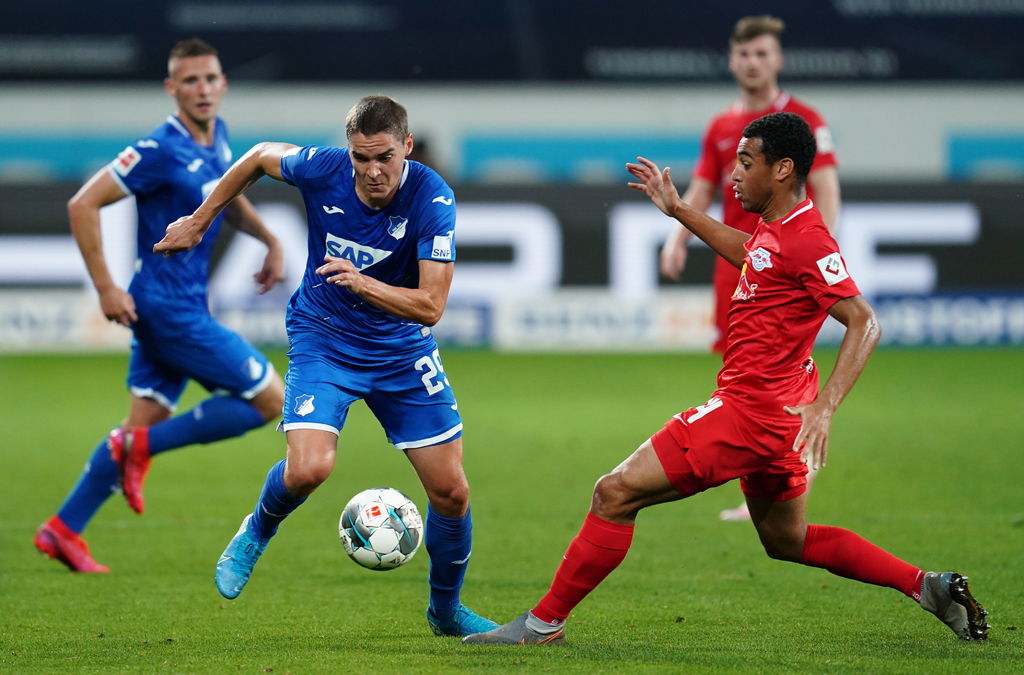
[345,95,409,142]
[167,38,218,76]
[731,15,785,45]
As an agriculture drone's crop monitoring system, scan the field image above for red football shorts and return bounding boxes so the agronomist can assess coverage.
[650,394,808,501]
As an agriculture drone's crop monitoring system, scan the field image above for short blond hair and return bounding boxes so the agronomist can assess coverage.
[731,15,785,45]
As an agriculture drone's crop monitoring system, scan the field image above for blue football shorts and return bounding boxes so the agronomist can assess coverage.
[126,308,275,412]
[280,332,463,450]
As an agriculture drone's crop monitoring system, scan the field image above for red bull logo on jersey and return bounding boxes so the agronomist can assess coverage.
[749,246,773,271]
[325,233,393,270]
[732,262,758,301]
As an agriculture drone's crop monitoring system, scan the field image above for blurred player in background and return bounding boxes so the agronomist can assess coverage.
[463,113,988,646]
[34,38,285,573]
[154,95,498,638]
[660,15,841,521]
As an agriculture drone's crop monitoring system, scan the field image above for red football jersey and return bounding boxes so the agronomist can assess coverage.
[693,92,837,235]
[715,199,860,411]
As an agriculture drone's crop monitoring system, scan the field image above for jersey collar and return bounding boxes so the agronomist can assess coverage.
[780,198,814,224]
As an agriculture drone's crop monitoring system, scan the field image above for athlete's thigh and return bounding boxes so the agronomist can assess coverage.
[280,344,365,436]
[747,491,808,558]
[126,337,189,412]
[603,439,687,512]
[123,394,173,427]
[649,395,776,497]
[159,314,276,400]
[364,345,462,451]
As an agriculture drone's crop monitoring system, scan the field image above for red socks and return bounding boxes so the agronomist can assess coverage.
[801,524,924,599]
[532,512,634,623]
[531,518,924,625]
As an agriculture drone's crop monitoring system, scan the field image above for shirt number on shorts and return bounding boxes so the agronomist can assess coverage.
[414,349,449,395]
[686,397,723,423]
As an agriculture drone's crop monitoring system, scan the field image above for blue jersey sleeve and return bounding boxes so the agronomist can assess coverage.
[107,140,167,196]
[415,183,457,262]
[280,145,347,188]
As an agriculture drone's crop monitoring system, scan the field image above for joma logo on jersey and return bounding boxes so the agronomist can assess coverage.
[324,233,393,270]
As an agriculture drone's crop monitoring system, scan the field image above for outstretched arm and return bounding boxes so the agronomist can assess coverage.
[153,142,298,256]
[627,157,750,268]
[68,169,137,325]
[317,257,453,326]
[223,195,285,294]
[784,294,881,470]
[659,176,714,280]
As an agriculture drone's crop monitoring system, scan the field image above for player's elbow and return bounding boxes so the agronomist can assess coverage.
[417,296,448,327]
[66,195,96,231]
[419,306,445,327]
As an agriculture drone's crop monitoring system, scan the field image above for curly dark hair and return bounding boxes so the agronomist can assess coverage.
[742,112,816,183]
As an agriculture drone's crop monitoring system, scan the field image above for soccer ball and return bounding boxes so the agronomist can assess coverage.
[339,488,423,571]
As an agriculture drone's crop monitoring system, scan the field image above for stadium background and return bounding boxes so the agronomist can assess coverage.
[1,0,1022,352]
[3,2,1024,671]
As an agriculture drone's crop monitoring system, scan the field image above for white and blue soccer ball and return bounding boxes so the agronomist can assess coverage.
[339,488,423,571]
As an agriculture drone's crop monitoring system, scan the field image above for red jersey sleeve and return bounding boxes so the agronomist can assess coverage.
[692,118,722,184]
[798,106,838,171]
[787,226,860,310]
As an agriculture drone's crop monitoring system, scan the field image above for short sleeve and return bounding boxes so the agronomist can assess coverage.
[280,145,345,188]
[692,120,721,183]
[107,141,166,196]
[415,185,457,262]
[788,229,860,310]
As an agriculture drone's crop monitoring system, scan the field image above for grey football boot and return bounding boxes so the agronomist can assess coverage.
[919,571,990,641]
[462,612,566,645]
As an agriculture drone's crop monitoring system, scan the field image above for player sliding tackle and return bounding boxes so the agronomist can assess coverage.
[462,112,989,646]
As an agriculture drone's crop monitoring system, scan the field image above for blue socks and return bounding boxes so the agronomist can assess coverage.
[249,460,307,540]
[56,439,119,533]
[425,503,473,618]
[148,396,265,456]
[53,396,266,534]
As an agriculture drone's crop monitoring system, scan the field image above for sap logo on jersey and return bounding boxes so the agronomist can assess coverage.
[324,233,393,270]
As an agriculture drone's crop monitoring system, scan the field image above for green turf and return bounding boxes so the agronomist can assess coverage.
[2,349,1022,672]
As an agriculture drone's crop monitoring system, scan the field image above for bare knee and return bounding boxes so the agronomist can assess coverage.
[283,456,332,497]
[758,528,806,562]
[590,472,635,522]
[426,479,470,518]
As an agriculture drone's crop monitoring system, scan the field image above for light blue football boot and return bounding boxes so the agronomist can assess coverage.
[215,514,269,599]
[426,604,500,637]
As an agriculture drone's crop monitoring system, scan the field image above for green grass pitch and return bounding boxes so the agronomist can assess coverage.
[2,349,1022,672]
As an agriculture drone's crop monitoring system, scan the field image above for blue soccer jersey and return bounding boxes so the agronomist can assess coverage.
[280,146,457,360]
[104,115,273,406]
[107,114,233,306]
